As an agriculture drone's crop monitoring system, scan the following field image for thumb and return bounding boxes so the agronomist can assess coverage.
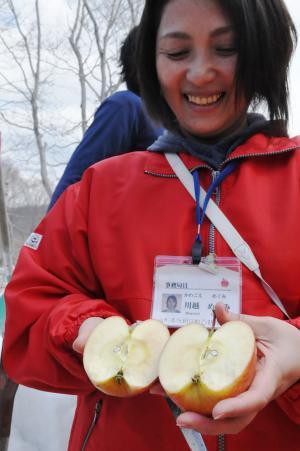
[214,302,240,324]
[214,302,266,337]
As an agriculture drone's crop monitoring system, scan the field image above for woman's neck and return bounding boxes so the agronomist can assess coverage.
[181,113,248,145]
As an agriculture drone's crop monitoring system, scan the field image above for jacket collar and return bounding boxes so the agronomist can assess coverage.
[144,133,300,174]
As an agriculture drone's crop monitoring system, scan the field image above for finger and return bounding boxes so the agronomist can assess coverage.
[212,359,278,419]
[177,411,256,435]
[72,317,104,353]
[215,302,268,338]
[214,302,240,324]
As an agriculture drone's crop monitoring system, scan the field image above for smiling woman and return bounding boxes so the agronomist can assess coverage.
[139,0,296,137]
[155,0,247,139]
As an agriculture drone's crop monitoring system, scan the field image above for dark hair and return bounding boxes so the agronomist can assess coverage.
[166,295,177,306]
[137,0,297,131]
[119,26,140,95]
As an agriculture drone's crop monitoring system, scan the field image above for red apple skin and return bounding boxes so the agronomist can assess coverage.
[94,378,148,398]
[166,349,257,416]
[95,380,131,398]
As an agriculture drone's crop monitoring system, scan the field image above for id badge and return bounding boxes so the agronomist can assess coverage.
[151,255,241,328]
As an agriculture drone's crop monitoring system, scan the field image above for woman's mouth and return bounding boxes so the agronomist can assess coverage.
[186,92,225,106]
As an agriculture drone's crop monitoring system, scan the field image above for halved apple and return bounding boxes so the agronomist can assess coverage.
[83,316,170,397]
[159,321,257,415]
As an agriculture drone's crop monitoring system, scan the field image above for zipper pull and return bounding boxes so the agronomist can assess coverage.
[211,170,220,195]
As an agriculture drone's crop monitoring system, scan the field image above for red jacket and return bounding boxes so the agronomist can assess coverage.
[3,133,300,451]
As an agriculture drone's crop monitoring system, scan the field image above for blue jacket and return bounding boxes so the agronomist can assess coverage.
[49,91,162,209]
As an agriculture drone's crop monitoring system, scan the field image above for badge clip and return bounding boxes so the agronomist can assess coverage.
[198,254,219,275]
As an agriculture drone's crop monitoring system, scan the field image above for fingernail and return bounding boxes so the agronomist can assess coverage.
[176,421,184,427]
[213,414,223,420]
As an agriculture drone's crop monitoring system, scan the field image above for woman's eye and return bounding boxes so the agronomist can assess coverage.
[216,47,237,56]
[166,50,189,60]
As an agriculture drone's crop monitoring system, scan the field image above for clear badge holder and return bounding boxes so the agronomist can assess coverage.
[151,255,241,328]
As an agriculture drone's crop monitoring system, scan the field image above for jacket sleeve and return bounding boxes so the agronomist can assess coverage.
[275,317,300,424]
[2,171,122,395]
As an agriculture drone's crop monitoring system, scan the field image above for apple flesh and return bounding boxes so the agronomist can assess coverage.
[159,321,257,416]
[83,316,170,397]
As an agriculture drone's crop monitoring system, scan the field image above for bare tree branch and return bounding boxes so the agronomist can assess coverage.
[0,112,34,131]
[0,0,145,208]
[69,0,88,134]
[31,0,52,198]
[0,133,13,273]
[0,0,53,198]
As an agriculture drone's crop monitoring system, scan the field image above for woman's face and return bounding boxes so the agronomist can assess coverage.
[156,0,247,138]
[167,296,177,310]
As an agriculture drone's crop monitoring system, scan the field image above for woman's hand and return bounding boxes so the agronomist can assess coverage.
[72,317,104,354]
[176,302,300,435]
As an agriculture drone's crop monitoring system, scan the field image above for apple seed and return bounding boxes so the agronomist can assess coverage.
[115,370,124,384]
[191,374,201,384]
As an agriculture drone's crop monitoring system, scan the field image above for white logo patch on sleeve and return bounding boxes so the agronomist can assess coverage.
[24,233,43,250]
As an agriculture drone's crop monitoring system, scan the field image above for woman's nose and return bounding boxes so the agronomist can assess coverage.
[186,54,216,85]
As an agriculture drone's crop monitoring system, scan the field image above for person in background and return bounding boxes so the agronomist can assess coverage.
[2,1,300,451]
[49,26,162,209]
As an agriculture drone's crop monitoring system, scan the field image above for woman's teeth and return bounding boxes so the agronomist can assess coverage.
[187,93,223,105]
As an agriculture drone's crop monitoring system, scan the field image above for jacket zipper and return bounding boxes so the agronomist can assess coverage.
[208,171,225,451]
[144,145,299,179]
[81,400,103,451]
[220,145,299,168]
[218,434,225,451]
[144,164,209,179]
[208,170,220,254]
